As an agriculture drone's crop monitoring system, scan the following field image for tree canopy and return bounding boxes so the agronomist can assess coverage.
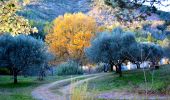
[0,0,38,35]
[0,34,52,83]
[86,27,164,76]
[85,27,137,76]
[46,13,97,64]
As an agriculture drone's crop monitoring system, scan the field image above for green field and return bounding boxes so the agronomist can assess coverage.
[0,75,76,100]
[1,65,170,100]
[87,65,170,95]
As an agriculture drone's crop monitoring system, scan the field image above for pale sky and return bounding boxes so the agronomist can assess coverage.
[144,1,170,12]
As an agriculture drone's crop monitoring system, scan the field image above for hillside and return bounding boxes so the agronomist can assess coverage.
[20,0,169,24]
[19,0,92,22]
[19,0,170,41]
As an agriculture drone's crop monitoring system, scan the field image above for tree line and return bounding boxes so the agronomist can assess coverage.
[85,27,164,77]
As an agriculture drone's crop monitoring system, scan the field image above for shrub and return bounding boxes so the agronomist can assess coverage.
[0,68,10,75]
[56,61,83,76]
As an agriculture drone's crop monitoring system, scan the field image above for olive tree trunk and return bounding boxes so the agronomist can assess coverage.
[115,65,119,73]
[118,63,122,77]
[13,69,18,84]
[136,63,140,69]
[155,61,159,70]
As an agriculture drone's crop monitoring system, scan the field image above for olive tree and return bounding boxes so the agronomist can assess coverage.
[0,34,52,83]
[127,42,164,69]
[163,38,170,59]
[86,27,164,76]
[85,27,137,76]
[126,43,150,69]
[147,43,164,69]
[125,43,141,69]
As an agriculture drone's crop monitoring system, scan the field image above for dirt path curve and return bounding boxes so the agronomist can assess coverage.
[32,73,108,100]
[57,73,109,100]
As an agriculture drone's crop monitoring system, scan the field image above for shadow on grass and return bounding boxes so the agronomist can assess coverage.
[0,82,38,88]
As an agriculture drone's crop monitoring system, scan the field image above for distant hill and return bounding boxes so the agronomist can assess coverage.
[19,0,170,40]
[19,0,92,22]
[20,0,170,25]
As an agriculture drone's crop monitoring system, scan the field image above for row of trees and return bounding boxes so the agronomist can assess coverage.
[44,12,166,77]
[85,28,164,77]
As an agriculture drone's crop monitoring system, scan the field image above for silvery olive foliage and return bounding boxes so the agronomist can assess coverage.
[85,27,136,65]
[0,34,52,83]
[85,27,164,76]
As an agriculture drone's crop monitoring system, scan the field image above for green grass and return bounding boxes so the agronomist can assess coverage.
[87,64,170,95]
[0,75,77,100]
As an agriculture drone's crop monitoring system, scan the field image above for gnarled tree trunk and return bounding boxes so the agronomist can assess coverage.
[110,65,113,72]
[110,63,114,72]
[13,69,18,84]
[136,63,140,69]
[104,64,108,72]
[115,65,119,73]
[155,61,159,70]
[118,63,122,77]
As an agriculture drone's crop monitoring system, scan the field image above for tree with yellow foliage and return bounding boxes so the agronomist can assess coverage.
[0,0,38,35]
[46,13,97,64]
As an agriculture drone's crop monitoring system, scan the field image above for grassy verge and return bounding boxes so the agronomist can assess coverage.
[87,64,170,95]
[0,75,77,100]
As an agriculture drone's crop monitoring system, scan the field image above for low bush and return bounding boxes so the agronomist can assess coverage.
[0,68,10,75]
[56,61,83,75]
[94,63,104,73]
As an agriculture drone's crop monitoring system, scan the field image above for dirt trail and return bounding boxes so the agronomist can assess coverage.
[32,73,170,100]
[56,73,109,100]
[32,73,108,100]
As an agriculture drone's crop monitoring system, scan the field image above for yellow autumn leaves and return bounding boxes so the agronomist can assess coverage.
[46,13,97,62]
[0,0,38,35]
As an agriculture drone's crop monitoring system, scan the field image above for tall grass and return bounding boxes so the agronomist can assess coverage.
[70,82,96,100]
